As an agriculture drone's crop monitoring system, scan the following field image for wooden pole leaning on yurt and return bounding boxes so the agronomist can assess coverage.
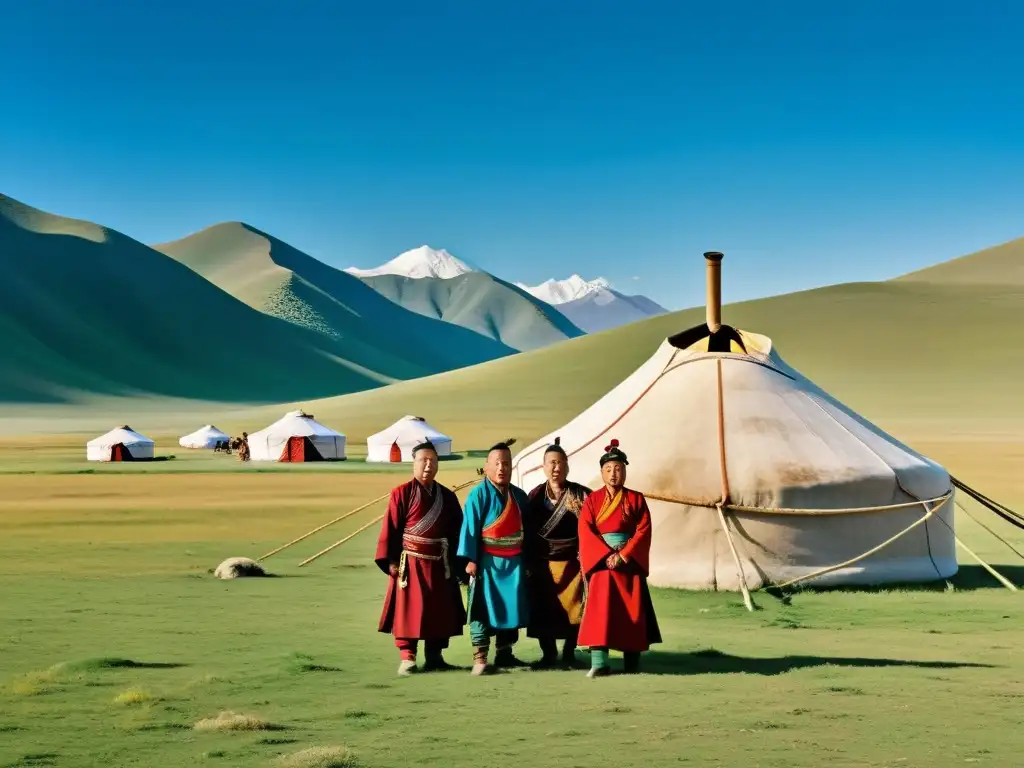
[704,251,724,333]
[296,475,483,567]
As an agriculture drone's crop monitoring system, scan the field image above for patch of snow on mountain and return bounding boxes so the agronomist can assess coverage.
[515,274,612,305]
[345,246,475,279]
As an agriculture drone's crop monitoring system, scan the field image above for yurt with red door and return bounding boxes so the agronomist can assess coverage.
[365,415,453,463]
[86,426,155,462]
[247,410,346,462]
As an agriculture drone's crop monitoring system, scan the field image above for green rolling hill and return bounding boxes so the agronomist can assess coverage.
[153,223,515,371]
[893,235,1024,284]
[0,195,511,405]
[358,271,585,351]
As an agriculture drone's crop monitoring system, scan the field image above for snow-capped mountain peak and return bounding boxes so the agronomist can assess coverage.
[345,245,475,280]
[516,274,612,305]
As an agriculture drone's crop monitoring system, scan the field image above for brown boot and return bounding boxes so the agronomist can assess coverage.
[471,647,490,676]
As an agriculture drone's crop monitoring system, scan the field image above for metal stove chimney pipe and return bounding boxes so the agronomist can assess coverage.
[704,251,724,333]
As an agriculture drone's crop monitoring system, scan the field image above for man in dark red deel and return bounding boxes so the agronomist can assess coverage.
[375,440,467,675]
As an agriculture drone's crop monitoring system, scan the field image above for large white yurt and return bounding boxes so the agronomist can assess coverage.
[179,425,230,450]
[248,410,346,462]
[86,426,155,462]
[366,415,453,462]
[511,252,956,591]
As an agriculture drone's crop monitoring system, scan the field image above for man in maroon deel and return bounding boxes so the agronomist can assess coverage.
[375,440,467,675]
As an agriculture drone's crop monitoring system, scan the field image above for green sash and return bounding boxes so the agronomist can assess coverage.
[602,532,630,550]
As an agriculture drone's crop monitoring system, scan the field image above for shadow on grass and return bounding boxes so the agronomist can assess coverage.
[764,565,1024,600]
[641,648,996,676]
[11,754,58,766]
[68,658,188,671]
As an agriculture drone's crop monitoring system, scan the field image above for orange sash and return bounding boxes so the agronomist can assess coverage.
[595,489,624,526]
[481,489,523,557]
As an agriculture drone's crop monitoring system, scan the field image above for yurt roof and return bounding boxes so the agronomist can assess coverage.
[87,426,154,447]
[182,424,229,438]
[251,410,344,439]
[369,415,451,442]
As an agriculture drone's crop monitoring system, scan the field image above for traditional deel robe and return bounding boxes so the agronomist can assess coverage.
[577,486,662,652]
[376,479,467,641]
[524,481,590,639]
[457,478,530,631]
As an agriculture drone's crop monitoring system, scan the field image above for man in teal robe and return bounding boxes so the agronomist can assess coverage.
[458,441,531,675]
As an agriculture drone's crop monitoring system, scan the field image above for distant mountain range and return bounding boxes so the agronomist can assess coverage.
[517,274,613,304]
[2,189,1020,409]
[153,224,514,369]
[346,252,668,335]
[0,194,513,404]
[515,275,668,333]
[358,272,584,351]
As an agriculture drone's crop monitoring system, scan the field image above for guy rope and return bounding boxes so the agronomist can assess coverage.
[257,492,393,561]
[296,474,483,568]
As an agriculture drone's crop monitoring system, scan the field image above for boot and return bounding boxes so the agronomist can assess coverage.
[494,647,528,668]
[533,637,559,668]
[623,652,641,674]
[471,647,490,676]
[422,650,456,672]
[561,640,578,668]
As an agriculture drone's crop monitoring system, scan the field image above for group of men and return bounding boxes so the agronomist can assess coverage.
[374,435,661,678]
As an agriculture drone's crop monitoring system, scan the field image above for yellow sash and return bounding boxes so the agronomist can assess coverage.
[595,489,623,526]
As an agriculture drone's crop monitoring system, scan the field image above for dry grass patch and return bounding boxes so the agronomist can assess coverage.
[7,663,79,696]
[113,687,157,705]
[274,746,358,768]
[183,673,225,689]
[193,711,282,732]
[10,679,48,697]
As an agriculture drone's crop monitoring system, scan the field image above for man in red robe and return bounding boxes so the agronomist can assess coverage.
[375,440,467,676]
[577,439,661,677]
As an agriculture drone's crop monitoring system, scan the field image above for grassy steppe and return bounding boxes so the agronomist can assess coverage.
[1,453,1021,768]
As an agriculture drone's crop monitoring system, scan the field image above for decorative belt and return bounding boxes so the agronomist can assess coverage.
[481,532,523,558]
[543,536,578,559]
[398,534,449,588]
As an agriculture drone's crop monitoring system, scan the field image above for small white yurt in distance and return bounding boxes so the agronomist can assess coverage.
[511,252,956,591]
[366,415,453,462]
[86,426,155,462]
[179,425,230,450]
[248,410,346,462]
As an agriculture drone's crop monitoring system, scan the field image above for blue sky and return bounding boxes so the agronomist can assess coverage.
[3,0,1023,310]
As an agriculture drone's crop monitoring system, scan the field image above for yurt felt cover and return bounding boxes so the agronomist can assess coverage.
[87,426,155,461]
[248,411,346,461]
[365,416,453,462]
